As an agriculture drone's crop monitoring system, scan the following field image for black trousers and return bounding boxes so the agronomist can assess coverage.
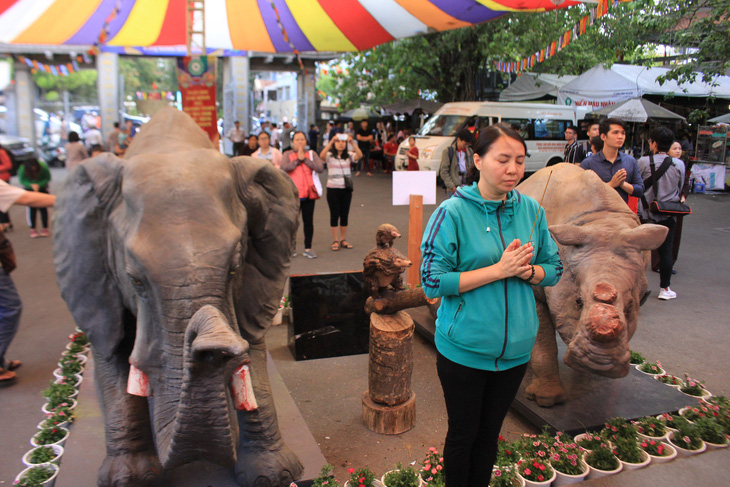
[300,198,315,249]
[26,188,49,229]
[656,218,676,288]
[326,188,352,227]
[437,352,527,487]
[232,142,244,156]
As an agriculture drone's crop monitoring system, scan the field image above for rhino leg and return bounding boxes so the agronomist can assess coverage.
[235,340,303,487]
[525,300,566,407]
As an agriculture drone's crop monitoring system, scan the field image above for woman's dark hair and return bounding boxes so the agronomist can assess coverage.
[466,124,527,185]
[23,159,42,180]
[329,140,349,160]
[590,135,604,153]
[292,130,307,141]
[68,131,80,143]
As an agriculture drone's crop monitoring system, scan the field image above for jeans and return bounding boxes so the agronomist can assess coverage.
[0,269,23,370]
[656,218,676,288]
[26,188,49,229]
[437,352,527,487]
[300,198,315,249]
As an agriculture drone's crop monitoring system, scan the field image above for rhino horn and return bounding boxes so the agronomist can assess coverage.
[592,282,617,304]
[586,303,622,343]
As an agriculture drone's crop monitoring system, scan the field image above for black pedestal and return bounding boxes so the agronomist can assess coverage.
[288,271,370,361]
[407,307,700,435]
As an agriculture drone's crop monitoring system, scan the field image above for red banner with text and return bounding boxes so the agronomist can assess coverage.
[177,56,218,146]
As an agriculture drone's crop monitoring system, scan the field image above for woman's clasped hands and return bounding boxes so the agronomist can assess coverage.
[498,239,534,280]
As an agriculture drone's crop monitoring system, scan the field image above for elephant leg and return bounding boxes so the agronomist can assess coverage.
[235,339,303,487]
[93,350,164,487]
[525,300,567,407]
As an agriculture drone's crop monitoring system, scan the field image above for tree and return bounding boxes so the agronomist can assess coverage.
[118,57,177,98]
[33,69,98,101]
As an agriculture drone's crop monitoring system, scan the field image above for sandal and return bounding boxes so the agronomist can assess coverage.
[7,360,21,371]
[340,240,353,249]
[0,369,17,387]
[331,240,340,251]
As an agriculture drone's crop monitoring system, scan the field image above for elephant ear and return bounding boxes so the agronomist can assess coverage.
[231,156,299,341]
[53,153,126,359]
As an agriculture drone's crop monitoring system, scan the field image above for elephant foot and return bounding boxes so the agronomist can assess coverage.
[98,451,164,487]
[525,378,567,408]
[235,443,303,487]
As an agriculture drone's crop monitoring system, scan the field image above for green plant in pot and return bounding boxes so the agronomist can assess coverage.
[656,374,683,386]
[601,417,638,441]
[638,360,662,374]
[28,446,60,465]
[382,463,421,487]
[45,403,75,423]
[584,443,619,471]
[420,447,445,485]
[58,357,83,376]
[613,436,644,463]
[489,466,522,487]
[549,438,585,476]
[15,464,56,486]
[69,331,89,346]
[494,435,520,468]
[670,422,703,450]
[680,376,707,396]
[42,381,76,409]
[694,417,728,445]
[347,467,376,487]
[659,413,690,430]
[33,427,67,446]
[313,464,340,487]
[575,432,603,450]
[629,350,645,365]
[634,417,667,437]
[639,439,670,457]
[515,457,554,483]
[65,340,87,355]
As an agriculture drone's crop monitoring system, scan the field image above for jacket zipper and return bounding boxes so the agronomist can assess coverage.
[495,204,509,371]
[448,300,464,337]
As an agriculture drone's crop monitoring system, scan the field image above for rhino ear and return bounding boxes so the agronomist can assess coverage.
[619,224,668,251]
[230,156,299,341]
[53,153,126,360]
[549,224,590,247]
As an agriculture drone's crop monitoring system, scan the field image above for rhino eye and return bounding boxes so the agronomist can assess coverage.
[576,297,583,309]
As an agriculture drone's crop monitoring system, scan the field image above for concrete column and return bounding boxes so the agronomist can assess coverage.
[96,52,120,143]
[296,71,316,132]
[223,56,250,154]
[13,63,35,146]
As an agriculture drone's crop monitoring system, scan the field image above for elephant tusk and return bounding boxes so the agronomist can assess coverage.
[127,365,152,397]
[230,364,258,411]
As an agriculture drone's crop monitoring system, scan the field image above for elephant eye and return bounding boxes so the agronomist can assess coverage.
[576,296,583,309]
[129,275,144,288]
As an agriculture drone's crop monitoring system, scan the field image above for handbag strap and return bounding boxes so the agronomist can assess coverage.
[641,154,673,209]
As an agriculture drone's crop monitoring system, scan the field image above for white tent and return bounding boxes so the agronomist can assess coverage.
[499,73,577,102]
[557,65,640,108]
[610,64,730,99]
[709,113,730,123]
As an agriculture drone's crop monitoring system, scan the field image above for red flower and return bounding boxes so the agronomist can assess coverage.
[524,468,532,476]
[348,468,355,474]
[537,475,544,481]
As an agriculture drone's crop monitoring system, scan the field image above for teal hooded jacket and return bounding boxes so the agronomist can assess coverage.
[420,183,562,371]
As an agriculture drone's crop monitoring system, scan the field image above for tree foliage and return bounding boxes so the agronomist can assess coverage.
[118,57,177,96]
[33,69,97,100]
[326,0,727,109]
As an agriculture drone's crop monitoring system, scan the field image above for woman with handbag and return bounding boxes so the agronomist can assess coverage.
[281,131,325,259]
[320,133,362,251]
[637,127,687,301]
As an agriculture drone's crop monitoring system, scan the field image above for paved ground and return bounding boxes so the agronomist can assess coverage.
[0,166,728,485]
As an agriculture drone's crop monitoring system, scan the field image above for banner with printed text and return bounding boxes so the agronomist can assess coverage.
[177,56,218,145]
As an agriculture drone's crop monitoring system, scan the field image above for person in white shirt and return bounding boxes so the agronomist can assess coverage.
[226,121,246,156]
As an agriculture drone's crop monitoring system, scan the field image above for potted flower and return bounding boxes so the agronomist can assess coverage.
[549,439,588,486]
[419,447,445,486]
[584,443,621,479]
[639,439,677,463]
[680,405,710,422]
[679,375,711,398]
[22,445,64,467]
[655,374,683,389]
[701,395,730,408]
[382,463,423,487]
[490,467,524,487]
[667,422,706,455]
[345,467,383,487]
[42,381,78,410]
[601,417,638,441]
[574,432,603,451]
[629,350,645,365]
[13,463,59,487]
[634,417,667,441]
[41,404,75,428]
[312,464,340,487]
[657,412,690,432]
[54,357,84,379]
[494,436,521,469]
[612,436,650,470]
[69,330,90,346]
[636,360,664,376]
[30,426,70,448]
[64,340,88,357]
[693,417,729,449]
[516,433,551,459]
[515,458,555,487]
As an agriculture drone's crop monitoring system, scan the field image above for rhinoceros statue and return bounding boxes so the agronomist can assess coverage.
[517,164,668,407]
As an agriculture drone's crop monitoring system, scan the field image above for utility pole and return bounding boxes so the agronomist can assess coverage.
[187,1,206,56]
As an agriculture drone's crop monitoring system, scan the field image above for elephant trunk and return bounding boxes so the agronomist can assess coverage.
[155,305,249,470]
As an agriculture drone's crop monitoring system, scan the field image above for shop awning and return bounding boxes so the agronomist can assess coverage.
[0,0,584,56]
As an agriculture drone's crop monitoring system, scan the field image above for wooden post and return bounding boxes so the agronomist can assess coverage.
[406,194,423,289]
[362,311,417,434]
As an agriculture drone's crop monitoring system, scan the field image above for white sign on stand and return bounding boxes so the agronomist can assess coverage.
[392,171,437,206]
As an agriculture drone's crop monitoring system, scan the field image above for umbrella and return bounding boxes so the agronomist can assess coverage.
[339,107,382,121]
[383,99,444,115]
[709,113,730,123]
[591,98,685,123]
[0,0,584,55]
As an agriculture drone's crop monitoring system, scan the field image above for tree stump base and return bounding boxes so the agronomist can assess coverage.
[362,390,416,435]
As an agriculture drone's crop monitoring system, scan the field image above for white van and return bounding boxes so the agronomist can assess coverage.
[394,102,591,173]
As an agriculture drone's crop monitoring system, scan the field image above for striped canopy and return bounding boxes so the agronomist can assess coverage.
[0,0,583,55]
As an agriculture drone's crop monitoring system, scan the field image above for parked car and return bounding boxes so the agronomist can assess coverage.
[0,133,37,175]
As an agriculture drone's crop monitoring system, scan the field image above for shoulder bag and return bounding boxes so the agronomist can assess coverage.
[0,228,17,273]
[642,154,692,216]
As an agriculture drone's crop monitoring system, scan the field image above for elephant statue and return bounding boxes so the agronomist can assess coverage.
[53,107,302,486]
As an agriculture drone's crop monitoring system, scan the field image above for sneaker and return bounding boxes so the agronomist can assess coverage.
[39,229,50,237]
[291,251,297,257]
[303,249,317,259]
[29,229,39,238]
[657,288,677,300]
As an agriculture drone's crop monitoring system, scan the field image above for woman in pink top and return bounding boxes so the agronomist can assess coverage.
[64,131,89,172]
